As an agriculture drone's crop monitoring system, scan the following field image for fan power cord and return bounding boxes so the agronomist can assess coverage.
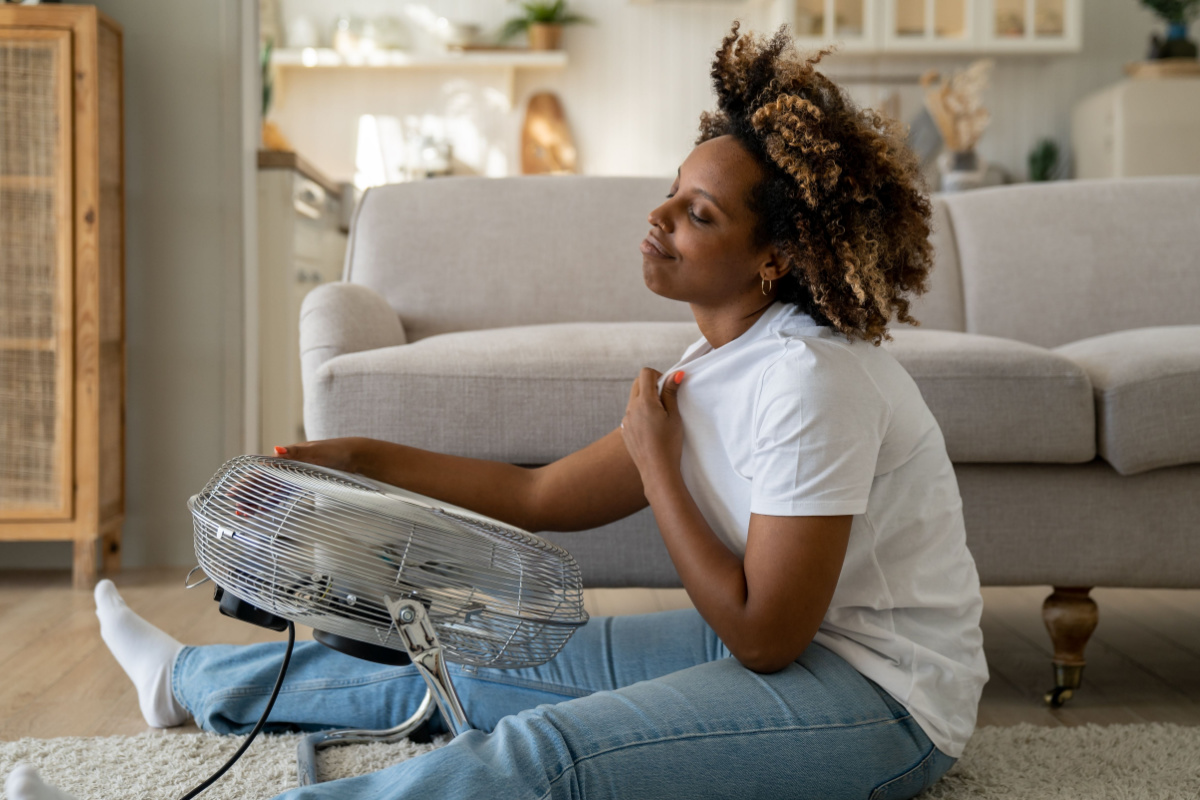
[179,620,296,800]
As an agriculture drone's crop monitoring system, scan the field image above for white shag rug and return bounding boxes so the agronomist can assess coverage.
[2,724,1198,799]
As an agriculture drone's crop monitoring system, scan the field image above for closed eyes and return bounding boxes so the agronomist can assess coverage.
[665,192,710,225]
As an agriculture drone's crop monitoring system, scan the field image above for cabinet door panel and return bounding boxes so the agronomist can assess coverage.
[1034,0,1066,38]
[982,0,1080,51]
[789,0,878,52]
[0,29,74,520]
[894,0,925,38]
[993,0,1026,38]
[832,0,868,38]
[934,0,968,39]
[793,0,826,38]
[883,0,976,50]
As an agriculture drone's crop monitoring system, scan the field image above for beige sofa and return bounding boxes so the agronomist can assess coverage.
[300,174,1200,706]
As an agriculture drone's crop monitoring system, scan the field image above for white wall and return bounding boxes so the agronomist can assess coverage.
[270,1,1187,184]
[2,0,254,571]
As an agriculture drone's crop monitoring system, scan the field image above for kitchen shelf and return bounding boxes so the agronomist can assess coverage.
[272,47,567,70]
[270,47,568,106]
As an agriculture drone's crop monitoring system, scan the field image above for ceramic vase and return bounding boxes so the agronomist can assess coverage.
[1148,21,1198,59]
[937,149,988,192]
[528,23,562,51]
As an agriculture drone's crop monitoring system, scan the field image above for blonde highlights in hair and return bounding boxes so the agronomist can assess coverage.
[698,21,936,344]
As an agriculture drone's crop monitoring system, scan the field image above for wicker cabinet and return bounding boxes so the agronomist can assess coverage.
[0,5,124,588]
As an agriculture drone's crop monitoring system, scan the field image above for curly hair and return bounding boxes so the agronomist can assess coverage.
[698,21,935,345]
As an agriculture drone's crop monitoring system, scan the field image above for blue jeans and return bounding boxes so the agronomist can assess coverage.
[173,608,957,800]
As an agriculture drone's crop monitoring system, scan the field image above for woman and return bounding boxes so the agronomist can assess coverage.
[8,22,986,800]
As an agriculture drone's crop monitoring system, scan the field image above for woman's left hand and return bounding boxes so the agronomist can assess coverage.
[621,367,685,481]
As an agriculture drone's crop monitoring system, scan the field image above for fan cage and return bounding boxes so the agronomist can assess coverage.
[191,456,588,669]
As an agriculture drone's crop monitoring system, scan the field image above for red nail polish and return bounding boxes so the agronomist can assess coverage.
[274,446,288,455]
[674,371,684,384]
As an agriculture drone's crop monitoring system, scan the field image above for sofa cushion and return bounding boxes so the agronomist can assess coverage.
[883,329,1095,463]
[307,321,1095,467]
[1054,326,1200,476]
[304,321,702,463]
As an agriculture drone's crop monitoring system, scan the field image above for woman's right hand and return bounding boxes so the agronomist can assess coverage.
[272,437,370,474]
[227,438,375,518]
[226,437,373,517]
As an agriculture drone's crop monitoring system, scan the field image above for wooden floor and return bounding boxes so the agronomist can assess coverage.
[1,568,1198,740]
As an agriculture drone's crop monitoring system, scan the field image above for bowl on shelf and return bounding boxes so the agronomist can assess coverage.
[434,19,482,50]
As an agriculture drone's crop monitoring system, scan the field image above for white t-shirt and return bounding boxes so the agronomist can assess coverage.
[655,301,988,759]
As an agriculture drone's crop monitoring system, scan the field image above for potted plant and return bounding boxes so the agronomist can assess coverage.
[260,38,292,151]
[1140,0,1199,59]
[1028,138,1062,182]
[500,1,593,51]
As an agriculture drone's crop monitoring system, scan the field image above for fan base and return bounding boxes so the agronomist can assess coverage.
[313,629,413,665]
[215,587,289,631]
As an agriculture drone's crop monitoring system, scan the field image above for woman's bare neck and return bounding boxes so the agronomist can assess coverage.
[690,299,777,349]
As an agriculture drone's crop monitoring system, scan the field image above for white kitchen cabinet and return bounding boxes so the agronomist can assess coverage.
[769,0,1081,55]
[791,0,880,53]
[881,0,976,52]
[256,151,348,455]
[979,0,1081,53]
[1071,78,1200,179]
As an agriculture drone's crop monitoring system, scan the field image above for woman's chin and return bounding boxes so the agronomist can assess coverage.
[641,260,677,299]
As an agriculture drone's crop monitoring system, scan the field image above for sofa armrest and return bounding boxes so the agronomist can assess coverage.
[300,282,407,381]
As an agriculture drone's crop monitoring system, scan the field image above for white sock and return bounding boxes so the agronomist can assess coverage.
[94,579,188,728]
[5,765,79,800]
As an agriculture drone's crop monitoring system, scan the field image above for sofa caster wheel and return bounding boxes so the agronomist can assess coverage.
[1044,686,1074,707]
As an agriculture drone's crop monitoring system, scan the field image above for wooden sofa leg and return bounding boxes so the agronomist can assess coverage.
[1041,586,1098,707]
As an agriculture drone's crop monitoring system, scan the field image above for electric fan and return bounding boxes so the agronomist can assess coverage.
[187,455,589,786]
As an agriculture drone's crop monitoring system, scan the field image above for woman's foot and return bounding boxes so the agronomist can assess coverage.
[5,765,78,800]
[94,579,189,728]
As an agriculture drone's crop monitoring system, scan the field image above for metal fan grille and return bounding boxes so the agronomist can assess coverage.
[191,456,588,668]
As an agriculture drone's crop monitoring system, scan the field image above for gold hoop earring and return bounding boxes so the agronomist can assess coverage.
[761,278,772,296]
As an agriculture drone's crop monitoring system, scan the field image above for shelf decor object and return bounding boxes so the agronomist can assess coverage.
[920,59,996,191]
[1027,137,1062,181]
[521,91,578,174]
[0,4,125,588]
[499,1,594,51]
